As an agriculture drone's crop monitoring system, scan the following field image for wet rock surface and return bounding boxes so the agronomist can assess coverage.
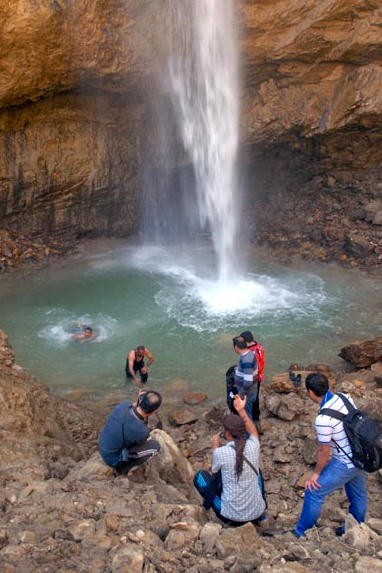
[1,330,382,572]
[0,229,71,272]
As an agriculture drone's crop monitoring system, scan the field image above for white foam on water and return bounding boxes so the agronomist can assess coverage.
[85,245,328,329]
[38,312,118,345]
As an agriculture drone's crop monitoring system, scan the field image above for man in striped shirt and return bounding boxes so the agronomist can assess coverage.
[293,373,367,538]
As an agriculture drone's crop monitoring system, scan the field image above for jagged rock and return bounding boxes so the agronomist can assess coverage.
[296,469,311,489]
[355,556,382,573]
[337,369,376,385]
[364,201,382,223]
[170,522,200,541]
[263,479,281,494]
[66,452,115,481]
[373,211,382,225]
[343,515,378,550]
[274,444,294,463]
[164,529,186,551]
[301,439,317,466]
[196,558,225,573]
[265,393,306,421]
[199,522,222,553]
[283,544,311,561]
[215,523,261,559]
[183,393,208,405]
[69,520,96,541]
[344,234,375,256]
[146,429,199,503]
[0,330,15,367]
[371,362,382,385]
[230,553,262,573]
[339,336,382,368]
[168,408,198,426]
[368,518,382,536]
[362,397,382,423]
[111,545,145,573]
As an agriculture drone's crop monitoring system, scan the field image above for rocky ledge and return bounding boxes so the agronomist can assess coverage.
[0,229,72,272]
[0,331,382,573]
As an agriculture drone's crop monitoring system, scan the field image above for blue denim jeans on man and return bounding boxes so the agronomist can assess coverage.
[244,387,258,421]
[295,457,367,537]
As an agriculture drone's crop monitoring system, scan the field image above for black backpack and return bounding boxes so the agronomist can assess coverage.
[320,393,382,473]
[226,365,238,414]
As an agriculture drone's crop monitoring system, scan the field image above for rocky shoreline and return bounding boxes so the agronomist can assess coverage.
[0,229,74,273]
[1,328,382,573]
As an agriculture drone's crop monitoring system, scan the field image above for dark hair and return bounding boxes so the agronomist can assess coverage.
[232,336,247,350]
[305,372,329,397]
[240,331,254,343]
[138,391,162,414]
[223,414,246,479]
[84,327,93,333]
[136,345,145,352]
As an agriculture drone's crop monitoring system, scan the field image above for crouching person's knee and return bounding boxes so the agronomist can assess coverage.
[146,439,161,459]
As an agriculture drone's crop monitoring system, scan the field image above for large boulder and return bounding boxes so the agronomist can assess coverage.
[146,428,199,502]
[339,336,382,368]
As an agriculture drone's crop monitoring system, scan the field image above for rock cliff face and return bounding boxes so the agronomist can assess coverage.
[0,0,381,269]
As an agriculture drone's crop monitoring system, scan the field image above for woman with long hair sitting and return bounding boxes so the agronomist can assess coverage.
[194,394,267,526]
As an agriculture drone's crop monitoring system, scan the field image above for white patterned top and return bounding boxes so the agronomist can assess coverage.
[212,436,265,522]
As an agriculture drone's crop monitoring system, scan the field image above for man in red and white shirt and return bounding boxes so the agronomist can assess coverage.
[240,331,265,426]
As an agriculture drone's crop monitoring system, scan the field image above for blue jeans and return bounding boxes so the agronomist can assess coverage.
[295,457,367,537]
[244,388,258,421]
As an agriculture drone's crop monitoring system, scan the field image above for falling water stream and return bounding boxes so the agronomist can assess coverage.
[169,0,240,281]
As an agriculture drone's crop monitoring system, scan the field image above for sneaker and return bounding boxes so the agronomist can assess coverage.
[288,371,302,387]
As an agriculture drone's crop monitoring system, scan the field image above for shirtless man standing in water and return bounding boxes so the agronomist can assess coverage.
[125,345,155,387]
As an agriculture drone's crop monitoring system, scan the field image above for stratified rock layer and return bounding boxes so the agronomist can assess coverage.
[0,0,381,270]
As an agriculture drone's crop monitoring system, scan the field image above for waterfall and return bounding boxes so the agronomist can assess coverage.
[169,0,240,282]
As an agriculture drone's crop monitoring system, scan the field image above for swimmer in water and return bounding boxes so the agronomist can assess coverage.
[72,324,96,340]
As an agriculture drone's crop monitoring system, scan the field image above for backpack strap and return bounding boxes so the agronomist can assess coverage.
[319,408,345,421]
[319,399,354,464]
[229,444,259,476]
[320,392,355,419]
[336,392,356,412]
[121,404,133,449]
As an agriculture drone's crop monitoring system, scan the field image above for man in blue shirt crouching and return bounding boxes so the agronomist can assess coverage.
[99,390,162,475]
